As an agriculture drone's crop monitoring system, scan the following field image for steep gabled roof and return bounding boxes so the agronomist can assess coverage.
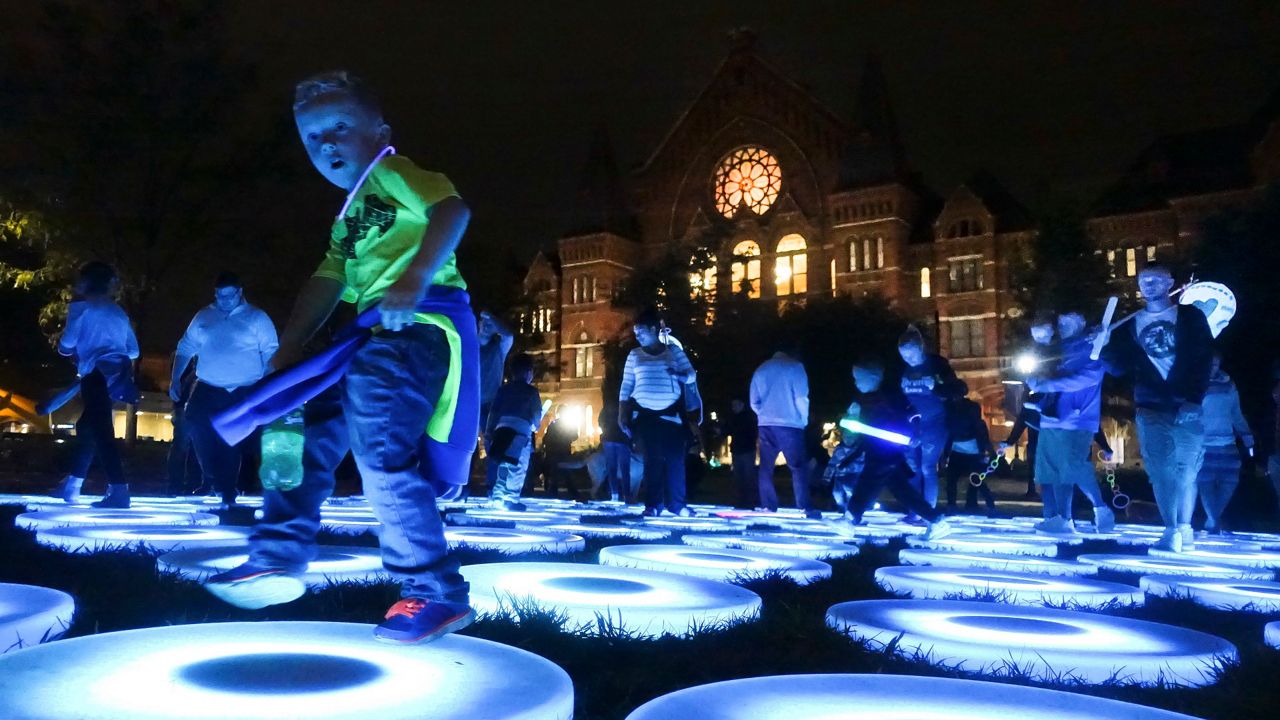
[959,170,1033,232]
[563,127,637,239]
[839,54,909,189]
[1093,124,1256,215]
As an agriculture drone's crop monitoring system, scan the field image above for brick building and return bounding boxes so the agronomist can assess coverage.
[520,31,1279,437]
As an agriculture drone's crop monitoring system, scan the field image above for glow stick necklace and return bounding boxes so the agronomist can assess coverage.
[335,145,396,221]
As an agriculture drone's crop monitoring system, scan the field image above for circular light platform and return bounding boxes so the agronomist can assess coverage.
[463,561,760,638]
[0,621,572,719]
[599,544,831,584]
[158,547,388,588]
[898,549,1098,576]
[681,533,859,560]
[1147,547,1280,569]
[874,565,1142,607]
[0,583,75,653]
[827,598,1236,686]
[520,523,670,541]
[444,528,584,554]
[906,532,1061,557]
[1076,554,1274,579]
[1140,575,1280,612]
[630,518,742,533]
[624,673,1201,720]
[16,509,220,531]
[35,525,251,553]
[448,510,565,527]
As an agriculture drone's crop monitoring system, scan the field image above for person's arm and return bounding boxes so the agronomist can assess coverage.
[749,369,763,414]
[618,352,637,435]
[1028,357,1104,394]
[935,357,963,399]
[1004,410,1027,447]
[123,321,140,361]
[274,276,346,370]
[1228,384,1255,451]
[170,316,202,402]
[256,310,280,374]
[57,302,83,358]
[1175,309,1215,423]
[378,197,471,331]
[796,366,810,424]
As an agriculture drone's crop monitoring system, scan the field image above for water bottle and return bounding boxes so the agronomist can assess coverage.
[260,409,305,492]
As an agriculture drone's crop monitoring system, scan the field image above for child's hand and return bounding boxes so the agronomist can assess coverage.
[379,276,426,331]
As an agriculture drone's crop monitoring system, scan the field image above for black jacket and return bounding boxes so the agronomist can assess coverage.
[1102,304,1214,413]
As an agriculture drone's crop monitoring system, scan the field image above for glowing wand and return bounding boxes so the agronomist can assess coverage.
[838,418,912,446]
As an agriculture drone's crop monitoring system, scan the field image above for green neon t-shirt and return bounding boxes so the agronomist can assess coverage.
[313,154,466,313]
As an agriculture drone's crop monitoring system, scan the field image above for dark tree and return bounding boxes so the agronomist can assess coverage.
[1008,205,1113,325]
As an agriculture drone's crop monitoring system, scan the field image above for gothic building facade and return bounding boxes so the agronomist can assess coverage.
[521,32,1279,436]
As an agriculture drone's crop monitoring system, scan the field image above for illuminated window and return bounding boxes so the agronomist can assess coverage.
[730,240,762,298]
[1106,250,1119,279]
[1126,248,1137,277]
[713,147,782,218]
[948,318,985,358]
[920,267,932,298]
[574,346,594,378]
[689,267,717,299]
[775,234,807,296]
[948,257,983,292]
[1146,245,1156,263]
[830,258,837,297]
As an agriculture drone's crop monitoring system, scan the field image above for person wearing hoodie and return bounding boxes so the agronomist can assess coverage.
[897,326,963,511]
[750,343,816,517]
[1196,353,1253,534]
[1027,311,1116,534]
[1101,261,1214,552]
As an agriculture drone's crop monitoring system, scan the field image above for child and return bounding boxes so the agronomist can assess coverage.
[205,71,475,644]
[943,386,997,516]
[835,359,953,540]
[486,353,542,511]
[618,308,699,516]
[1196,352,1253,533]
[897,326,962,510]
[51,261,139,508]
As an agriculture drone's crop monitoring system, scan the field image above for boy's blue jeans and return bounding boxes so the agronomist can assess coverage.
[249,323,467,603]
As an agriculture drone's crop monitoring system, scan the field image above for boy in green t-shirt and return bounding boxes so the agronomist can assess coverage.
[205,71,474,644]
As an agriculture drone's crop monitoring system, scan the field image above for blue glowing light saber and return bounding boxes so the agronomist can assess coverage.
[838,418,912,446]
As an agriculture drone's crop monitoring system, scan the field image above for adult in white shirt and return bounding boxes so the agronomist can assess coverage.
[750,344,816,517]
[171,272,279,508]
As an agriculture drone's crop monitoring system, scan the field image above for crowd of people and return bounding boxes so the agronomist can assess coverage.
[38,70,1278,649]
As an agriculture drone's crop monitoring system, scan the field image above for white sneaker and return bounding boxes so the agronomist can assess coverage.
[1178,525,1195,551]
[1037,516,1077,535]
[1092,506,1116,534]
[1154,527,1183,553]
[923,519,955,541]
[52,475,83,505]
[1033,519,1049,532]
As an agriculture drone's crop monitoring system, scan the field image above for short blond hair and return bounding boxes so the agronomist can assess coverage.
[293,70,382,117]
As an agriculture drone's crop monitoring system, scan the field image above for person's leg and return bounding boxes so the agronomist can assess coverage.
[1270,455,1280,517]
[732,452,754,508]
[637,418,666,513]
[1034,434,1059,519]
[662,421,688,514]
[248,383,346,573]
[601,442,618,498]
[1196,445,1239,531]
[1136,410,1185,547]
[1025,430,1039,495]
[776,427,811,511]
[186,384,242,505]
[166,408,191,494]
[345,325,465,604]
[847,469,889,524]
[917,420,946,507]
[614,443,632,500]
[885,468,941,523]
[1170,418,1206,529]
[491,444,531,504]
[81,371,125,487]
[756,426,781,511]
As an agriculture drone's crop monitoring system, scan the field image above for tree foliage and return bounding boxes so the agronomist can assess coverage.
[1008,204,1113,326]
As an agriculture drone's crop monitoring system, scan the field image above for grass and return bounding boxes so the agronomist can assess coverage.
[2,504,1279,719]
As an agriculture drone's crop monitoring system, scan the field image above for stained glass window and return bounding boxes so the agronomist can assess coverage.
[714,147,782,218]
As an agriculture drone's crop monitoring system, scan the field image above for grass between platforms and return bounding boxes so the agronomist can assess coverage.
[1,504,1278,719]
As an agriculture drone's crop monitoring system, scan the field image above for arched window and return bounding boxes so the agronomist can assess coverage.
[689,267,717,299]
[730,240,761,299]
[574,347,593,378]
[920,267,932,298]
[713,147,782,218]
[775,234,807,296]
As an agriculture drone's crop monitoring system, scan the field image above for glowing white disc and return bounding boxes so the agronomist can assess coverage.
[1225,531,1280,549]
[158,547,388,588]
[906,532,1061,557]
[15,509,220,531]
[827,599,1236,686]
[1140,575,1280,612]
[520,523,670,540]
[599,544,831,584]
[36,525,251,553]
[898,549,1099,576]
[448,510,565,527]
[630,518,742,533]
[1267,622,1280,650]
[623,673,1202,720]
[874,566,1143,607]
[1076,554,1273,579]
[1147,547,1280,569]
[0,583,75,654]
[463,562,760,638]
[445,528,584,554]
[0,621,572,719]
[681,533,859,560]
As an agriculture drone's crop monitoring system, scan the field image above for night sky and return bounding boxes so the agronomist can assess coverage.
[4,0,1280,343]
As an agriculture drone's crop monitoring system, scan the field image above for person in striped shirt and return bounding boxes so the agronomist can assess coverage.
[619,309,699,516]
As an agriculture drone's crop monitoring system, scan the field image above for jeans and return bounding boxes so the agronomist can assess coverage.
[906,418,947,507]
[732,451,757,508]
[1136,409,1206,530]
[603,441,632,499]
[69,370,124,485]
[489,443,531,503]
[166,404,201,494]
[944,453,996,513]
[757,426,811,511]
[1197,444,1241,529]
[635,414,687,514]
[250,324,467,603]
[847,460,938,523]
[186,382,251,504]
